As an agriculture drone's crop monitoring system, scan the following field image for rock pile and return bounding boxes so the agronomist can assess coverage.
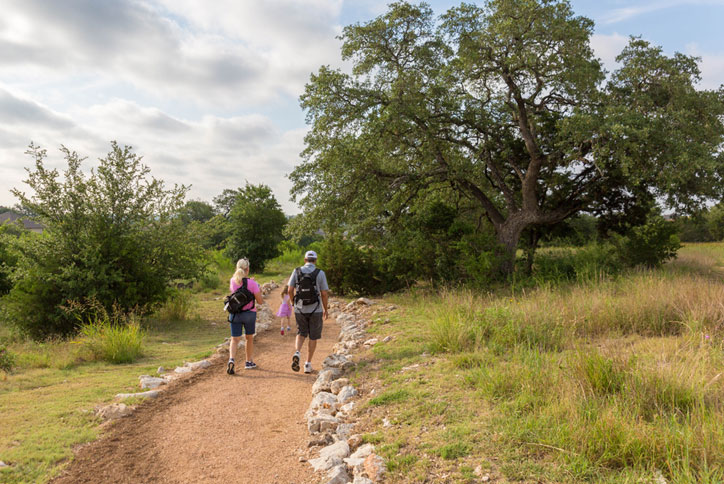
[305,299,388,484]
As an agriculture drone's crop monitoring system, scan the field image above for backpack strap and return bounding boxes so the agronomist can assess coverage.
[241,277,254,311]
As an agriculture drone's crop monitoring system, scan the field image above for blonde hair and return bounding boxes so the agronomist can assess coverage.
[232,258,250,285]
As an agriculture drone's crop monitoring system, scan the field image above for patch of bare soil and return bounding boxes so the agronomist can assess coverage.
[53,287,340,484]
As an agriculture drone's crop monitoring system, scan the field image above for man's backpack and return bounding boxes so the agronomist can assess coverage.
[294,267,320,306]
[223,278,255,314]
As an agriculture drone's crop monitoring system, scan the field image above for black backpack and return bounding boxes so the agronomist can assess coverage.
[224,278,255,314]
[294,267,320,306]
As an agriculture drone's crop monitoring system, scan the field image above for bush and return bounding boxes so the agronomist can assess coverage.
[612,216,681,268]
[74,303,144,364]
[4,142,204,338]
[156,291,196,321]
[322,234,386,296]
[0,344,15,372]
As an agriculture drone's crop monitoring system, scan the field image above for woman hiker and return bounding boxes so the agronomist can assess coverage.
[227,258,264,374]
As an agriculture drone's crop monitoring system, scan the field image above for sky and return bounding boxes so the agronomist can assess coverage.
[0,0,723,214]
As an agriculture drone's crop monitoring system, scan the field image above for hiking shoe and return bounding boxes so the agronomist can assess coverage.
[245,361,257,370]
[304,362,313,374]
[292,352,300,372]
[226,360,235,375]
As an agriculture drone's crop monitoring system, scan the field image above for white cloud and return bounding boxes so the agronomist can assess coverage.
[590,32,630,71]
[601,0,724,24]
[0,0,346,107]
[0,92,306,212]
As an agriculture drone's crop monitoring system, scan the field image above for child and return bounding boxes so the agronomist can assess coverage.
[276,285,293,335]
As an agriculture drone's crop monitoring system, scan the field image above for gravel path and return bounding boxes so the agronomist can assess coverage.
[53,287,340,484]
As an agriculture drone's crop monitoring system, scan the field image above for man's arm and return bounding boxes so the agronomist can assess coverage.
[321,290,329,320]
[288,287,295,304]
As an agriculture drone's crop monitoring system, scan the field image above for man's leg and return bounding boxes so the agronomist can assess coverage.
[295,334,306,353]
[306,338,317,363]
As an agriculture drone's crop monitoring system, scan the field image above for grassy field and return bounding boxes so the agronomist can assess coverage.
[351,243,724,483]
[0,259,293,484]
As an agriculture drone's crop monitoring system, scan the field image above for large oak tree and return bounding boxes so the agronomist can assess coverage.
[290,0,724,274]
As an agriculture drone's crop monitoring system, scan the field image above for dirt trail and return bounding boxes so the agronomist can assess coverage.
[54,286,340,484]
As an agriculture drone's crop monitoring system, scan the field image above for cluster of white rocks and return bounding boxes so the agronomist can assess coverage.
[305,298,388,484]
[95,283,280,421]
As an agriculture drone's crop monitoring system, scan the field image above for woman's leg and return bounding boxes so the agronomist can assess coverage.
[245,334,254,361]
[229,336,241,360]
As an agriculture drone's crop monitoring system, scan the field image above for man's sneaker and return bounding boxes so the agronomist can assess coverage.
[245,361,257,370]
[291,352,300,372]
[304,362,313,374]
[226,360,235,375]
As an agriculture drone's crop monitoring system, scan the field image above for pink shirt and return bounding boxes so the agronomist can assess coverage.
[229,277,261,312]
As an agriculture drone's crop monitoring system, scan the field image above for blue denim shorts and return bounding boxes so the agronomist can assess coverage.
[229,311,256,337]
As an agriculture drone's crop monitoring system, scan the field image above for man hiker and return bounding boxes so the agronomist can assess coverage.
[288,250,329,373]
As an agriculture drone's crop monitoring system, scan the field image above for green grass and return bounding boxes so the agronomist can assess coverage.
[354,243,724,483]
[0,291,229,483]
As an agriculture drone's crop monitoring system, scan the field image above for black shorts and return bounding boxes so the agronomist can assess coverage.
[295,311,323,340]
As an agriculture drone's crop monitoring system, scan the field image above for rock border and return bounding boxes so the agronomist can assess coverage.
[305,297,390,484]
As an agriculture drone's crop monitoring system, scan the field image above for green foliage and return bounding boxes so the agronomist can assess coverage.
[179,200,215,224]
[226,183,286,272]
[0,343,15,372]
[322,234,386,296]
[4,142,204,338]
[72,301,144,364]
[0,224,21,294]
[292,0,724,276]
[611,216,681,268]
[678,204,724,242]
[155,290,196,321]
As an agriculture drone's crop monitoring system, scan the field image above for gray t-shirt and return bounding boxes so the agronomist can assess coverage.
[288,263,329,314]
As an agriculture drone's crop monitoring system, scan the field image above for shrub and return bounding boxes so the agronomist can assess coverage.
[612,216,681,268]
[5,142,204,338]
[322,234,387,296]
[66,299,144,364]
[156,291,196,321]
[0,344,15,372]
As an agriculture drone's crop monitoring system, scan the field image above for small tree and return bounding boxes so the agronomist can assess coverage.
[226,183,286,272]
[5,142,204,338]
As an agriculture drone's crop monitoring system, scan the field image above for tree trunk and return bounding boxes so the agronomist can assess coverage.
[495,218,528,277]
[525,229,540,276]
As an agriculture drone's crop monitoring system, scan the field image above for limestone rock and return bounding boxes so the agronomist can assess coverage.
[308,455,343,472]
[139,376,166,390]
[308,414,340,434]
[0,461,8,468]
[363,338,378,347]
[325,464,350,484]
[115,390,160,400]
[339,401,355,414]
[174,366,192,374]
[323,353,354,371]
[307,391,338,416]
[330,378,350,395]
[337,385,358,404]
[157,366,165,374]
[185,359,211,370]
[344,443,375,467]
[312,367,343,394]
[335,423,354,440]
[347,434,364,450]
[363,453,386,482]
[96,403,134,420]
[353,478,374,484]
